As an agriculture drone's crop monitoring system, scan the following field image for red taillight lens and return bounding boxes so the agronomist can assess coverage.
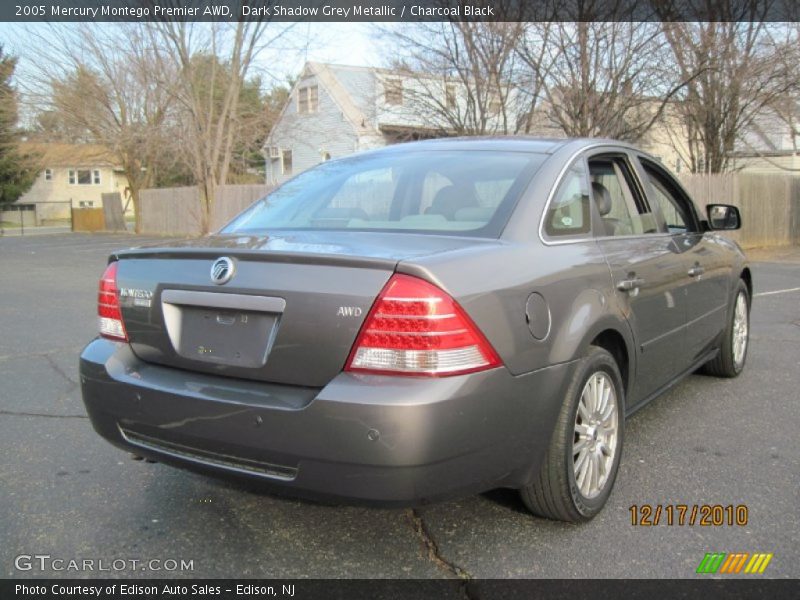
[97,262,127,341]
[345,274,502,376]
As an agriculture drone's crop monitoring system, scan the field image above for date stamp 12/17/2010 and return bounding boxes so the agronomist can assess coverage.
[629,504,748,526]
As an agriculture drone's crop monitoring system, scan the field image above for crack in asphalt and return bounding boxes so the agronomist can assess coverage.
[0,353,83,420]
[405,508,476,598]
[0,410,88,419]
[43,353,79,388]
[0,345,84,363]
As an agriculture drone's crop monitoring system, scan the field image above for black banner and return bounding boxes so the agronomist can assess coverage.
[5,0,800,23]
[2,579,800,600]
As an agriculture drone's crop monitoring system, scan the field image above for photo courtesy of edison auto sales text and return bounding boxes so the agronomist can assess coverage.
[0,0,799,597]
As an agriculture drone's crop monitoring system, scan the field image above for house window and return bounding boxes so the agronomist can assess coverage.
[445,83,457,110]
[297,85,318,114]
[281,150,293,176]
[321,151,331,161]
[79,201,94,208]
[384,79,403,105]
[93,170,101,184]
[44,169,53,181]
[69,169,94,185]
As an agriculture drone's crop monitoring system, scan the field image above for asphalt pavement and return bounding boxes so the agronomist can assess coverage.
[1,233,798,579]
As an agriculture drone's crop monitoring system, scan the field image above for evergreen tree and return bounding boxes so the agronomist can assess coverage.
[0,44,36,204]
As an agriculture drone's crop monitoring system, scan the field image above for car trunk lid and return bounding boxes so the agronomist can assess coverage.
[112,232,490,387]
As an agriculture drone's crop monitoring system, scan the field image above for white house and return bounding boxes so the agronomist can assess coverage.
[263,62,531,185]
[14,143,130,223]
[263,62,736,184]
[730,106,800,173]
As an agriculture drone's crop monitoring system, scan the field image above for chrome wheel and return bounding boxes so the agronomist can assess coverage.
[573,371,619,499]
[732,291,749,369]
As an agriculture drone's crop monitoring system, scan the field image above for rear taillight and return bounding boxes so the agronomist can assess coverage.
[345,273,502,376]
[97,262,127,341]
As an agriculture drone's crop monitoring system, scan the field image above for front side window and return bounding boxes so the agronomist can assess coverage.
[544,160,591,238]
[640,159,696,234]
[223,150,545,238]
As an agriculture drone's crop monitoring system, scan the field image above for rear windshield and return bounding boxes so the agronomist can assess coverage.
[222,150,545,238]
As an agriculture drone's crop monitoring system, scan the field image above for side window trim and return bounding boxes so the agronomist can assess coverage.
[537,144,674,245]
[612,161,643,223]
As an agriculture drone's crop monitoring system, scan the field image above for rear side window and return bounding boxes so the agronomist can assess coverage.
[223,150,545,237]
[543,160,591,237]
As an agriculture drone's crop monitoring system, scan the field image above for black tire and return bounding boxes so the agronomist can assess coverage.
[520,346,625,522]
[703,279,750,378]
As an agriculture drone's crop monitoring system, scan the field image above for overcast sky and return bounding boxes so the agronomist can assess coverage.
[0,21,380,89]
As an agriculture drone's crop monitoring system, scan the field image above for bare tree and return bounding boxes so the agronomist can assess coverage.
[662,19,798,173]
[737,23,800,170]
[518,21,683,141]
[378,5,531,136]
[18,24,177,232]
[153,20,294,234]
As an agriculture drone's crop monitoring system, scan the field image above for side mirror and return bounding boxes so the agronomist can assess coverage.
[706,204,741,230]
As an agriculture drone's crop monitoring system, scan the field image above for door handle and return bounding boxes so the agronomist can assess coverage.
[688,265,705,277]
[617,277,645,292]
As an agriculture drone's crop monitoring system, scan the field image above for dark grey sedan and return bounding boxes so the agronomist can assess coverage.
[81,138,750,522]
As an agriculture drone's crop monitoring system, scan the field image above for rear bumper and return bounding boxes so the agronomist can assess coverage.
[80,338,574,505]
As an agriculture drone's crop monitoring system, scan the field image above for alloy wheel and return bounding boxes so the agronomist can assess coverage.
[732,291,749,369]
[573,371,619,499]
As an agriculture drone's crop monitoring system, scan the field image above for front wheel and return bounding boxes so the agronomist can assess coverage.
[703,280,750,378]
[520,346,624,522]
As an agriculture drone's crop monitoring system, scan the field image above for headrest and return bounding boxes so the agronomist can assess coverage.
[426,185,478,220]
[592,182,612,216]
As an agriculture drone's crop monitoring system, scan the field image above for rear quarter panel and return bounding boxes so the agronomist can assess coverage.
[399,239,634,387]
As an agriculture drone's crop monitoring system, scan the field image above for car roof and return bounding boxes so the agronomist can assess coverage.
[365,136,640,156]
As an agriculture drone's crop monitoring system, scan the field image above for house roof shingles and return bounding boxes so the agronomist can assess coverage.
[19,143,122,168]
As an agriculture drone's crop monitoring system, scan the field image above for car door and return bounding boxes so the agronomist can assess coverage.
[588,152,689,406]
[636,157,731,368]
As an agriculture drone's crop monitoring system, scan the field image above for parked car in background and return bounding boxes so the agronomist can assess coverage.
[81,138,750,521]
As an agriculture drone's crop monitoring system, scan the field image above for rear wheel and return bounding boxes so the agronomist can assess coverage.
[703,280,750,378]
[520,346,624,522]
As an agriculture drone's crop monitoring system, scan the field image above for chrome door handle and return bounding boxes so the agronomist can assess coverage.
[688,266,705,277]
[617,277,645,292]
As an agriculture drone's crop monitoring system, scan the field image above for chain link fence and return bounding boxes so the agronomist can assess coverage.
[0,202,73,236]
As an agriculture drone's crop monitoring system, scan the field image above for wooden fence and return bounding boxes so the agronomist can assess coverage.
[71,208,105,232]
[138,175,800,248]
[139,184,271,236]
[678,173,800,248]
